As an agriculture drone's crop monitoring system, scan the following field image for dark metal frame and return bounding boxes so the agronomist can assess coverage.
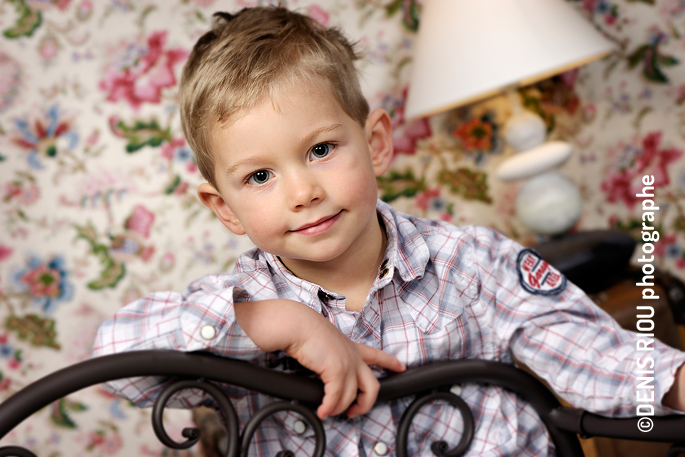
[0,350,684,457]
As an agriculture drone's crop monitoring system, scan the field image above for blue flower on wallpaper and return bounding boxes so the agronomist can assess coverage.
[12,254,74,314]
[12,105,79,169]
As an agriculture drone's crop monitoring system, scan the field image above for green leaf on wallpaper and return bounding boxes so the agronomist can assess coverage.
[384,0,403,16]
[74,223,126,290]
[627,45,649,69]
[5,314,60,350]
[674,215,685,234]
[50,398,88,429]
[658,54,679,67]
[644,51,670,84]
[520,91,555,133]
[137,5,157,28]
[377,169,425,203]
[627,43,678,84]
[164,174,182,195]
[438,167,492,204]
[383,0,419,31]
[111,118,171,153]
[634,107,652,129]
[3,0,42,39]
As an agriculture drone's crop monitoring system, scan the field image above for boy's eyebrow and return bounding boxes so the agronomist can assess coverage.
[299,123,343,150]
[225,124,344,176]
[225,156,270,176]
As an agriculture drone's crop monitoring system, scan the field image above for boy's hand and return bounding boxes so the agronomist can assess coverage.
[286,316,406,419]
[234,299,406,419]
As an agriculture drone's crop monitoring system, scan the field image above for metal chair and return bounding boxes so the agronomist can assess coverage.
[0,350,684,457]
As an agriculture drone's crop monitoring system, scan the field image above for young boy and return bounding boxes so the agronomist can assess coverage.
[94,6,685,456]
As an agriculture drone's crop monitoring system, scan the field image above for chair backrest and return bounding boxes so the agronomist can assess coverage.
[1,350,684,457]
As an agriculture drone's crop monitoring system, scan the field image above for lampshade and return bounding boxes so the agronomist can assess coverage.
[405,0,615,120]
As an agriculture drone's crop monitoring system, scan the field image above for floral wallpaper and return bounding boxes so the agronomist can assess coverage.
[0,0,684,455]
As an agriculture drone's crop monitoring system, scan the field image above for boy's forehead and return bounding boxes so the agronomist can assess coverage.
[216,76,337,129]
[209,80,356,157]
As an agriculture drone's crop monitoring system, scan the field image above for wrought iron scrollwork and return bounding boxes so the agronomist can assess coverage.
[152,378,240,456]
[240,400,326,457]
[2,351,685,457]
[396,390,474,457]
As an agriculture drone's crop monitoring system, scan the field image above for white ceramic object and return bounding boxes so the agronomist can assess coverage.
[515,171,582,235]
[496,141,573,181]
[503,110,547,152]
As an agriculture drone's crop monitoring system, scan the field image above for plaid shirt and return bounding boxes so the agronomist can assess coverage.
[94,200,685,456]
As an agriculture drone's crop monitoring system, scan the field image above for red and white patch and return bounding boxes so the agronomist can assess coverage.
[516,249,566,295]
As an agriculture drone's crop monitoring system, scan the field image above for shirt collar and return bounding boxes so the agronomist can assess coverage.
[376,199,430,284]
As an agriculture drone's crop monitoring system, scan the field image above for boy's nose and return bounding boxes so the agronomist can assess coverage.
[287,171,324,210]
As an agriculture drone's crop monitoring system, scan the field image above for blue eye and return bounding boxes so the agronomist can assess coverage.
[310,143,333,160]
[248,170,272,185]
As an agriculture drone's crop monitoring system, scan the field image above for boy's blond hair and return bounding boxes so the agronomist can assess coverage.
[179,6,370,189]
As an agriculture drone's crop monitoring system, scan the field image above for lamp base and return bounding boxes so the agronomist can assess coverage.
[515,172,582,236]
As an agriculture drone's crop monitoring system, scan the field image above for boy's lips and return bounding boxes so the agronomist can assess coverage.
[291,211,343,235]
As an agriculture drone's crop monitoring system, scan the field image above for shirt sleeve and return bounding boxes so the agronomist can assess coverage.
[469,226,685,417]
[92,269,277,407]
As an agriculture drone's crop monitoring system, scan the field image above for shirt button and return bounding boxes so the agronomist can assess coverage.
[379,268,389,279]
[293,419,307,435]
[373,441,388,456]
[451,384,463,396]
[200,325,216,340]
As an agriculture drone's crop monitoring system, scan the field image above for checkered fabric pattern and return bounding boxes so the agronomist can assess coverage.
[93,200,685,456]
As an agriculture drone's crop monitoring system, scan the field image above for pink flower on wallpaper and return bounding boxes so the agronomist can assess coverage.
[99,32,189,110]
[389,86,433,155]
[39,34,60,61]
[393,117,432,155]
[601,131,683,208]
[125,205,155,238]
[601,169,636,207]
[582,0,597,14]
[307,5,329,25]
[3,182,40,205]
[636,132,682,187]
[0,245,12,262]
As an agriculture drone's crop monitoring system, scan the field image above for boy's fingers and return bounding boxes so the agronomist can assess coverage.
[347,366,380,418]
[318,377,344,419]
[319,371,358,419]
[356,343,406,372]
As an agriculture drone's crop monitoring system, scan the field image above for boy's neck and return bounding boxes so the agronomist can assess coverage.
[279,213,387,312]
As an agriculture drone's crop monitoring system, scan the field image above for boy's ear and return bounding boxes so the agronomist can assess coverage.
[364,108,394,177]
[197,183,246,235]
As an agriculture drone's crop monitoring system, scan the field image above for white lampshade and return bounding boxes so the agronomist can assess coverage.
[405,0,615,120]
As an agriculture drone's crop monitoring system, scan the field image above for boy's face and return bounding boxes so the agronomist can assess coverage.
[198,80,393,269]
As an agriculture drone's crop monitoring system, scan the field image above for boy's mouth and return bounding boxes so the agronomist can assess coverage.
[291,211,343,234]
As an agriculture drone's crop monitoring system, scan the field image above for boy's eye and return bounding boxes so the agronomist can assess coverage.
[247,169,272,185]
[310,143,333,160]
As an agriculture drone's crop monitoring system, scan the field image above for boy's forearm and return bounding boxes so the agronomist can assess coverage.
[234,299,324,352]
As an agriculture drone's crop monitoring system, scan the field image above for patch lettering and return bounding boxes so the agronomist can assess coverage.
[516,249,566,295]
